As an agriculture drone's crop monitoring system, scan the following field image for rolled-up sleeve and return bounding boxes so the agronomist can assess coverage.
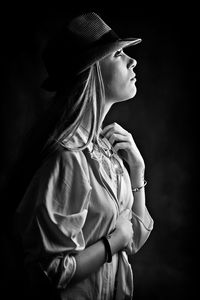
[36,205,88,289]
[17,150,92,289]
[131,207,154,252]
[125,207,154,256]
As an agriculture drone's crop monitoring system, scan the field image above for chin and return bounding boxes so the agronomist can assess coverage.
[123,87,137,101]
[131,85,137,97]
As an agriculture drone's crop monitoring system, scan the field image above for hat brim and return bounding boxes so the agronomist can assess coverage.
[79,37,142,72]
[41,37,141,91]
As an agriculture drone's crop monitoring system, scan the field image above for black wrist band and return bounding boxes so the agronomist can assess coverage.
[102,235,112,263]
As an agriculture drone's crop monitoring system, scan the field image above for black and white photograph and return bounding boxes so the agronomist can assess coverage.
[0,2,197,300]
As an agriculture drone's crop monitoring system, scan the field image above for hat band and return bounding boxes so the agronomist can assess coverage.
[85,29,119,49]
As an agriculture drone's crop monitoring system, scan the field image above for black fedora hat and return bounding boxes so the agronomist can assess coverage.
[42,12,141,91]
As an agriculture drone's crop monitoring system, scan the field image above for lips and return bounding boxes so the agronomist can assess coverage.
[130,72,136,81]
[130,76,136,82]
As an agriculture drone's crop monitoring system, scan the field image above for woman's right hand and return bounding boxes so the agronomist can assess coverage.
[114,209,133,249]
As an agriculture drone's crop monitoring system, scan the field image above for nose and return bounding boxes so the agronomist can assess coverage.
[127,57,137,70]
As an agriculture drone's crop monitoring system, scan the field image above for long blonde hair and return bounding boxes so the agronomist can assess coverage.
[44,61,105,152]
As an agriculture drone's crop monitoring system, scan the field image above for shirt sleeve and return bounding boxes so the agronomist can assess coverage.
[125,207,154,255]
[131,207,154,252]
[17,149,92,289]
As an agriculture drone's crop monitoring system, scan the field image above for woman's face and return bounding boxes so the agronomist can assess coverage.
[99,49,137,104]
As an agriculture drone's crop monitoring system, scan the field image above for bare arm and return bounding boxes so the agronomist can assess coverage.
[130,167,146,220]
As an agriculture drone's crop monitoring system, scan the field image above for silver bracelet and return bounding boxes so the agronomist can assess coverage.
[131,180,147,192]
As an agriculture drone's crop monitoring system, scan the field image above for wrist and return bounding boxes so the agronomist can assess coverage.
[130,167,145,187]
[127,152,145,170]
[108,230,126,254]
[101,235,112,263]
[131,180,147,193]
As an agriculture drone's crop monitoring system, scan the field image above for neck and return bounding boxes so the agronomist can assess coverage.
[101,102,113,126]
[80,102,113,137]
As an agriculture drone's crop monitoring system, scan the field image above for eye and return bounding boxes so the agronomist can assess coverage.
[114,49,123,57]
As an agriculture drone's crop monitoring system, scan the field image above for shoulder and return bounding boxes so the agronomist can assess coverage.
[39,127,91,181]
[40,147,90,184]
[60,148,90,177]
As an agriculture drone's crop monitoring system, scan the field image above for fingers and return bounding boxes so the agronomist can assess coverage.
[102,123,131,147]
[109,133,129,146]
[102,122,127,138]
[102,123,134,159]
[101,123,144,168]
[113,142,130,153]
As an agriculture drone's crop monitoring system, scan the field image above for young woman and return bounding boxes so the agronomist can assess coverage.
[16,12,154,300]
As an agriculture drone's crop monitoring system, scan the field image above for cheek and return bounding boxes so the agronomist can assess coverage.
[106,71,135,100]
[100,59,137,101]
[105,69,123,92]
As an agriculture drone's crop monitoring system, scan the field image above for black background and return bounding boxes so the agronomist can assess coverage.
[0,2,197,299]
